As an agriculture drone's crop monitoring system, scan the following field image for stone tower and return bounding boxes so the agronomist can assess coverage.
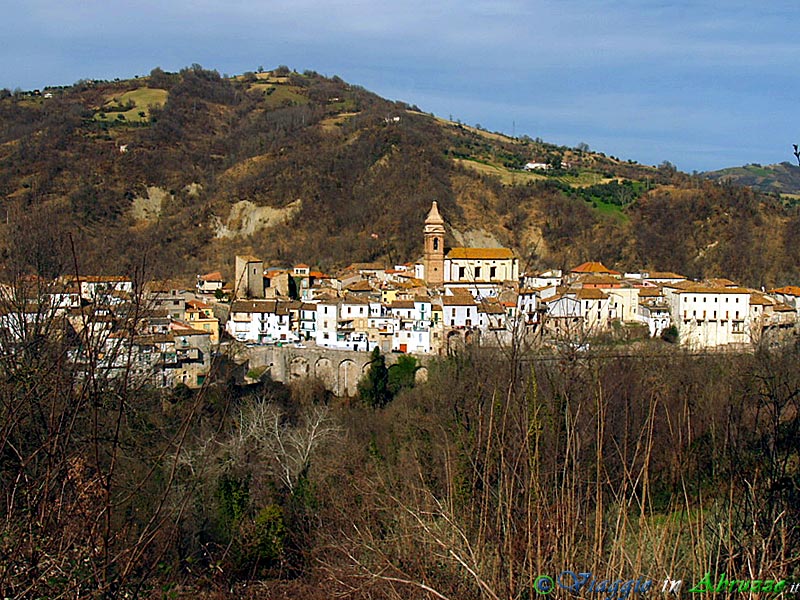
[423,201,445,287]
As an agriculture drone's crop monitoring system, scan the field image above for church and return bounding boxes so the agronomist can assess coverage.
[419,201,519,297]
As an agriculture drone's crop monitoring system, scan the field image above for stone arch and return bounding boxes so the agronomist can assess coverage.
[446,329,463,354]
[289,356,309,379]
[337,359,359,397]
[314,357,334,389]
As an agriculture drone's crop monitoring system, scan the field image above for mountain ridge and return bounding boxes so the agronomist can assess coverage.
[702,161,800,197]
[1,65,799,288]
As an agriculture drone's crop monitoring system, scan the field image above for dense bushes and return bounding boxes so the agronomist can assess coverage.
[0,295,797,598]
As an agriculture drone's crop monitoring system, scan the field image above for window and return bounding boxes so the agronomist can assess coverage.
[475,267,481,279]
[490,266,497,279]
[433,238,439,250]
[459,266,466,279]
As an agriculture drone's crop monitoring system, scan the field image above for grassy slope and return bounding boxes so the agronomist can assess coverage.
[95,87,168,123]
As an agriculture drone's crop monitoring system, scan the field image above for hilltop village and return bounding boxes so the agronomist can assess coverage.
[2,202,798,391]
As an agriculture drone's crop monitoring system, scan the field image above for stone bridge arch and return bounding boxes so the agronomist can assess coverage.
[337,359,360,397]
[289,356,309,380]
[446,330,463,354]
[314,357,334,389]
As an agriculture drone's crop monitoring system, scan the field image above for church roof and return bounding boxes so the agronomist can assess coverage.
[447,248,515,260]
[425,201,444,225]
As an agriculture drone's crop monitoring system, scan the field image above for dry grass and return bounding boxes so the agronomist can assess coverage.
[218,153,274,184]
[319,112,359,132]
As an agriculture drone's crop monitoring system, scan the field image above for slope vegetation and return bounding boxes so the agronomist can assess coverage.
[1,65,799,287]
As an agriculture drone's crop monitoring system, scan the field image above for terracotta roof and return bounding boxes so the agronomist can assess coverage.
[574,288,608,300]
[570,261,620,275]
[342,294,371,305]
[773,302,795,312]
[199,271,224,282]
[576,274,621,285]
[749,293,772,306]
[479,302,505,314]
[186,299,211,309]
[542,294,566,304]
[146,279,188,292]
[705,278,737,287]
[390,300,415,309]
[442,295,477,306]
[230,300,279,313]
[346,262,385,271]
[346,280,374,292]
[519,286,545,295]
[770,285,800,297]
[294,263,309,269]
[446,247,515,260]
[672,285,751,295]
[637,287,663,297]
[170,322,211,336]
[646,271,686,280]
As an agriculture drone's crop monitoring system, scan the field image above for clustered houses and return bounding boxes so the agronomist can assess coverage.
[212,202,798,355]
[0,275,218,389]
[2,203,799,393]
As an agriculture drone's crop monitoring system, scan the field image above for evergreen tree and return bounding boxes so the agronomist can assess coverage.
[358,347,391,408]
[388,354,417,396]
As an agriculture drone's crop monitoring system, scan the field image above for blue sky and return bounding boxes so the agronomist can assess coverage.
[2,0,797,172]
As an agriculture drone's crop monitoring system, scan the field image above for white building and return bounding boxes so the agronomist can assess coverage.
[664,284,751,348]
[226,300,296,344]
[442,293,479,328]
[637,288,671,337]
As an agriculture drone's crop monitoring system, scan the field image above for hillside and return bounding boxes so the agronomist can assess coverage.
[703,161,800,198]
[1,65,799,287]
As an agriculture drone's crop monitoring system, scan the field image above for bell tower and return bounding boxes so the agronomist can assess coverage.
[423,201,445,287]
